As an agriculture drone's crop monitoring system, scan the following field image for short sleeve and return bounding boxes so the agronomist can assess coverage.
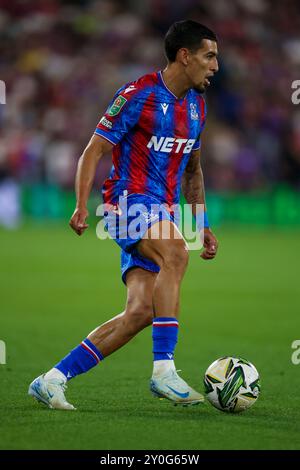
[94,87,145,146]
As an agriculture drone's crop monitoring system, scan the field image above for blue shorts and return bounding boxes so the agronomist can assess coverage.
[103,193,177,284]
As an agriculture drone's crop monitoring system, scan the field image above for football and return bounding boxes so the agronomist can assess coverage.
[204,356,261,413]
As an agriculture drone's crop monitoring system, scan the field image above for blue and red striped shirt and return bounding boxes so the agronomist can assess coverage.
[95,71,207,206]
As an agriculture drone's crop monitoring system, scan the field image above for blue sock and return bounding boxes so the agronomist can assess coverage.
[152,317,179,361]
[55,338,104,381]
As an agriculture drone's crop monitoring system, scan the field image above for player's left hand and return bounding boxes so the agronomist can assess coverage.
[200,228,218,260]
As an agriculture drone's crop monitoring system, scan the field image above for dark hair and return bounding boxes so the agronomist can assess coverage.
[164,20,217,62]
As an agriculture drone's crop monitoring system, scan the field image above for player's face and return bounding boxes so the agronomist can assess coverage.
[186,39,219,92]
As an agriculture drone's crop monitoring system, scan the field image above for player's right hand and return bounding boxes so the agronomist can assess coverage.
[69,207,89,236]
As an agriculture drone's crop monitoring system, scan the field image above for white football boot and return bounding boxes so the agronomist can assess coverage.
[150,369,204,406]
[28,374,76,410]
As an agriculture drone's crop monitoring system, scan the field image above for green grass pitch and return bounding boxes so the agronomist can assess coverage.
[0,223,300,450]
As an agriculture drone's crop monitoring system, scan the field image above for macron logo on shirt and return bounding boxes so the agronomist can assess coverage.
[147,136,196,154]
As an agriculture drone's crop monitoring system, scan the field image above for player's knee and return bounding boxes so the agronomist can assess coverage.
[162,241,189,275]
[124,299,153,332]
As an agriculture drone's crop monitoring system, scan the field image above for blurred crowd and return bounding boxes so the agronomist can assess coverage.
[0,0,300,204]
